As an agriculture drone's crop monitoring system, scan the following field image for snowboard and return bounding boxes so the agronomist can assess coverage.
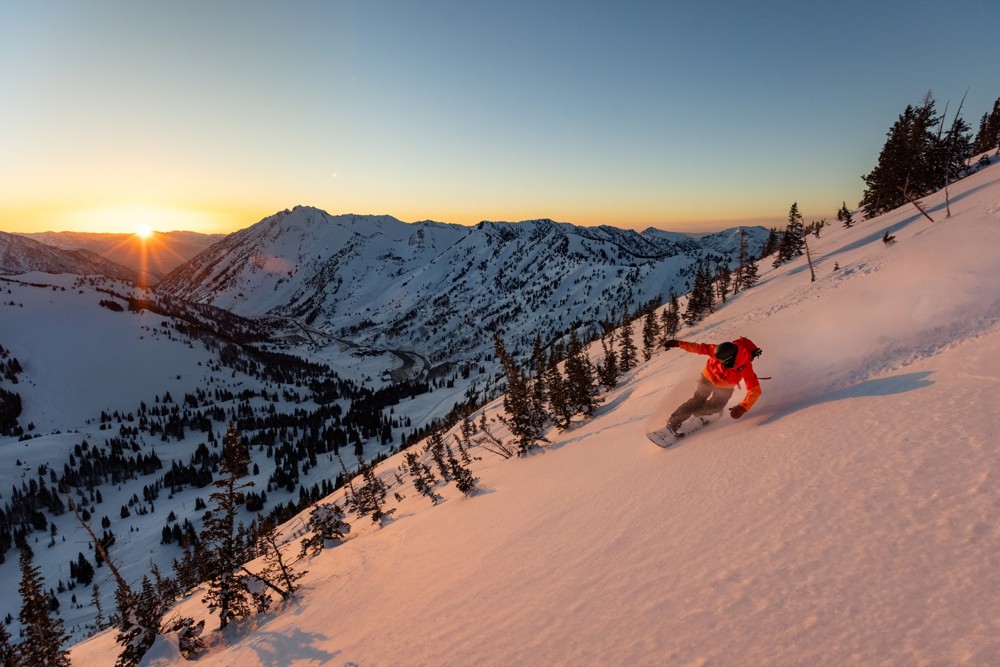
[646,413,720,448]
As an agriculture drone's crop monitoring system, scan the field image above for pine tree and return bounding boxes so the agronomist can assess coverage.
[353,457,394,525]
[836,202,855,228]
[684,260,714,325]
[494,332,546,454]
[403,452,443,505]
[972,98,1000,154]
[426,431,451,481]
[733,227,750,292]
[201,420,255,630]
[618,310,638,372]
[641,309,660,361]
[773,203,805,267]
[661,293,681,339]
[115,575,170,667]
[759,227,780,258]
[529,334,548,429]
[17,548,70,667]
[596,333,619,388]
[741,253,759,290]
[300,502,351,557]
[563,330,598,416]
[446,442,478,496]
[253,518,307,601]
[543,352,572,430]
[75,551,95,585]
[860,94,941,218]
[91,584,106,631]
[0,622,15,667]
[715,260,732,304]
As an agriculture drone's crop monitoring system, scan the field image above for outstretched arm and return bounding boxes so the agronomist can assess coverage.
[664,340,715,357]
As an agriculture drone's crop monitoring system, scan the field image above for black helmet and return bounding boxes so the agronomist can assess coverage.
[714,341,738,368]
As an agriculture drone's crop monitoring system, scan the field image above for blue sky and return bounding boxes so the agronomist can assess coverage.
[2,0,998,234]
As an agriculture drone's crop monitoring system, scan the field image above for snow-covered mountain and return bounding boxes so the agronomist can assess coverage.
[19,230,224,282]
[158,208,768,363]
[0,231,138,282]
[66,154,1000,666]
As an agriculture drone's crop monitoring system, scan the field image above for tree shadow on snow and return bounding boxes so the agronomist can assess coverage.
[758,371,934,426]
[243,627,339,666]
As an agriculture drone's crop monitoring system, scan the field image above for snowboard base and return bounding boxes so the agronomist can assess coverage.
[646,413,721,448]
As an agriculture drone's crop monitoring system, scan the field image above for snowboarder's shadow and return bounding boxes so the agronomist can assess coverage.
[758,371,934,426]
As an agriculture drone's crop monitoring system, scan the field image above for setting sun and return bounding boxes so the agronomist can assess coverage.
[135,223,153,239]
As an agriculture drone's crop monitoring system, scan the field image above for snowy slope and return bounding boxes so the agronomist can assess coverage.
[0,232,138,282]
[69,158,1000,665]
[19,231,224,280]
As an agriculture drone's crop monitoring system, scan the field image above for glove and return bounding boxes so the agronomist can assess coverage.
[729,405,747,419]
[663,339,680,349]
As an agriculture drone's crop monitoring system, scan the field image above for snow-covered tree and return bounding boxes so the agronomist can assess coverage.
[301,503,352,557]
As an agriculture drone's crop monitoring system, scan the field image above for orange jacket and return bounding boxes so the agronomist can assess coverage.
[678,337,762,411]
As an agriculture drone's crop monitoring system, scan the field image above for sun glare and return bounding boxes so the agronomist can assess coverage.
[135,223,153,239]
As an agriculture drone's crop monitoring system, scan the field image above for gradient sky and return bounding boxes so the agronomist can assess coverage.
[2,1,998,235]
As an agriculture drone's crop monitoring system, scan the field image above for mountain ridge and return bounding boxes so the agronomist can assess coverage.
[0,231,139,282]
[158,207,768,363]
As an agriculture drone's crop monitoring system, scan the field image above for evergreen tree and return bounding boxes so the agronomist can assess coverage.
[733,227,752,292]
[201,421,254,630]
[563,330,598,416]
[683,260,714,325]
[494,332,546,454]
[91,584,106,631]
[532,332,548,434]
[773,202,805,267]
[641,309,660,361]
[254,518,307,601]
[759,227,780,258]
[972,98,1000,154]
[542,352,572,430]
[596,334,619,388]
[836,202,855,228]
[17,548,70,667]
[741,253,760,290]
[446,442,478,496]
[353,456,394,525]
[715,260,732,304]
[618,310,638,372]
[426,431,451,481]
[0,622,15,667]
[939,114,973,185]
[300,502,351,557]
[115,575,170,667]
[860,94,941,218]
[661,294,681,339]
[403,452,443,506]
[74,551,95,586]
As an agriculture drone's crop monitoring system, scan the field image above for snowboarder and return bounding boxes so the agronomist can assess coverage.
[661,337,762,436]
